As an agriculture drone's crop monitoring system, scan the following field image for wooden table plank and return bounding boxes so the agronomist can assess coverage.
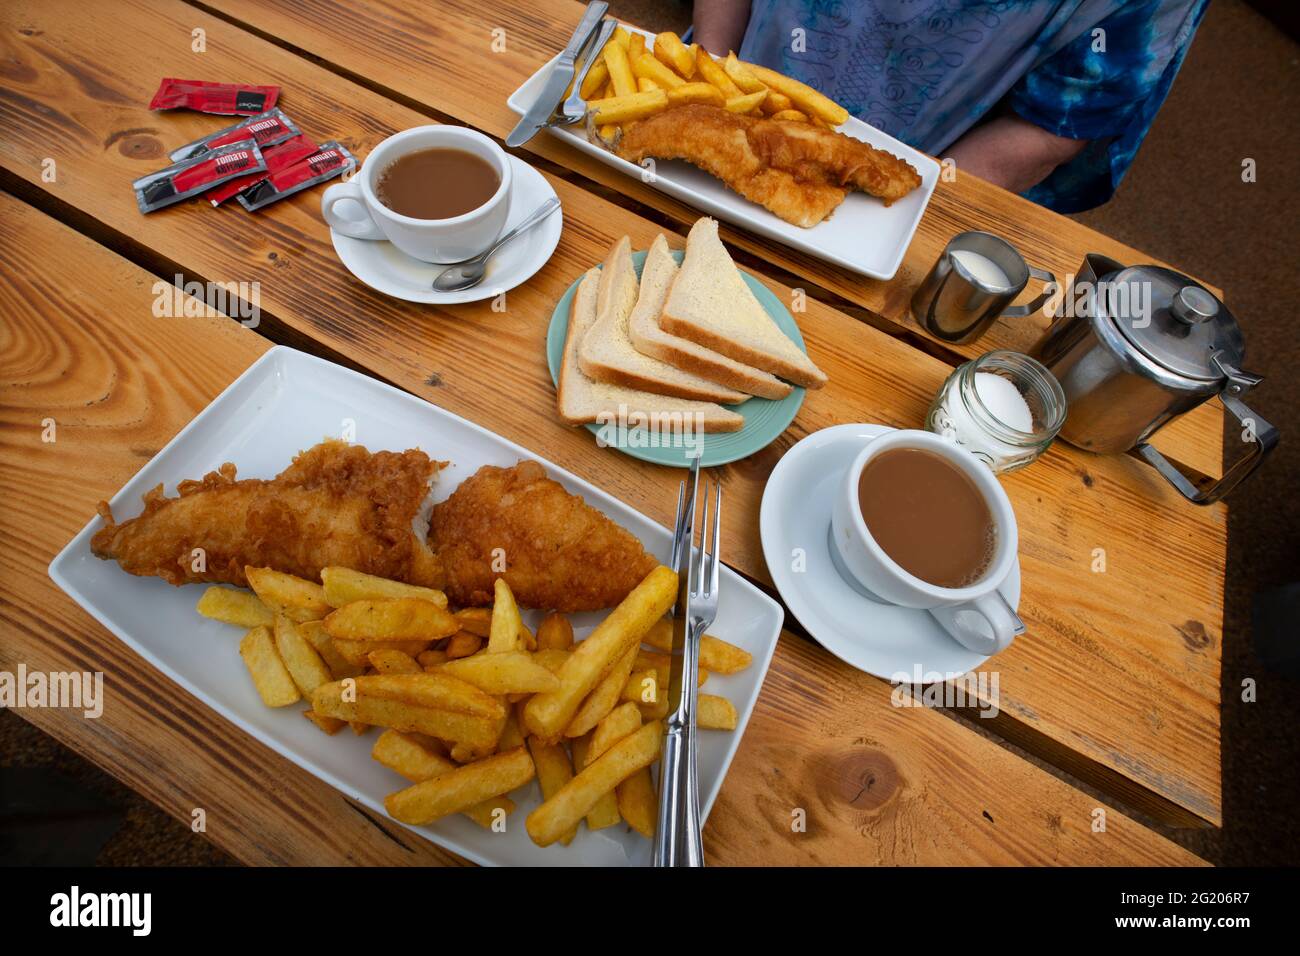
[199,0,1227,480]
[0,0,1223,827]
[0,195,466,866]
[0,194,1205,865]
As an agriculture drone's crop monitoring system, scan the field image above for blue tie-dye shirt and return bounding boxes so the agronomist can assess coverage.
[735,0,1208,212]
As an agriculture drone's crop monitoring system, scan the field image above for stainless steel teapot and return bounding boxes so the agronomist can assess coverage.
[1033,254,1277,504]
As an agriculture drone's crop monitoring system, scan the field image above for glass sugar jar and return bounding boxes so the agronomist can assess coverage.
[926,350,1067,473]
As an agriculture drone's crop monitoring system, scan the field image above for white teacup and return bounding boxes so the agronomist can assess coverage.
[321,125,512,264]
[830,429,1025,655]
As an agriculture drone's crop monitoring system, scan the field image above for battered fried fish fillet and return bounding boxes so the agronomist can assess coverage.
[617,104,922,227]
[91,441,444,588]
[93,447,657,614]
[429,460,657,613]
[619,105,847,227]
[745,115,923,204]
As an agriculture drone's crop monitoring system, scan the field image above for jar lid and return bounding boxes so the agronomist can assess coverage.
[1101,266,1245,383]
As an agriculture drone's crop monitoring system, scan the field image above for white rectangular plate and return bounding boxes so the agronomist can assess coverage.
[507,25,939,280]
[49,346,782,866]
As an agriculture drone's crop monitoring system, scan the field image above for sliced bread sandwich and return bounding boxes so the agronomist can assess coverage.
[558,266,743,433]
[629,235,793,401]
[660,218,828,389]
[578,236,749,405]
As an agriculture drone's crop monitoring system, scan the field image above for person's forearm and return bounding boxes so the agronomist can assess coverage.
[945,114,1088,194]
[693,0,752,56]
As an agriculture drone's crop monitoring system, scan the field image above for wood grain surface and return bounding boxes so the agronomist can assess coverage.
[0,0,1223,827]
[0,195,465,866]
[0,195,1205,865]
[199,0,1227,481]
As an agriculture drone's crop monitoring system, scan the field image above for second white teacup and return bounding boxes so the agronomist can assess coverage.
[829,429,1025,655]
[321,125,512,264]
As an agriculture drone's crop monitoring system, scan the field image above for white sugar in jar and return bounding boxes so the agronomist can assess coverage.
[927,350,1067,473]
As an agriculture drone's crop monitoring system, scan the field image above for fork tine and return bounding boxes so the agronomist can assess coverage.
[691,481,708,596]
[708,481,722,597]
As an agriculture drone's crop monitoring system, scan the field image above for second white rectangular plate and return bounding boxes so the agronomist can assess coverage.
[507,25,939,280]
[48,346,783,866]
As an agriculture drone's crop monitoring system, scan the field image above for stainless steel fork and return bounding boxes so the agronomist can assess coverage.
[556,19,616,125]
[653,457,721,867]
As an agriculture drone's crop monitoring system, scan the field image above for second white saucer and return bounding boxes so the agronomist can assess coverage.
[329,154,561,305]
[759,423,1021,681]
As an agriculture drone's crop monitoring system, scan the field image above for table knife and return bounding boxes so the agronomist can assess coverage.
[653,454,703,867]
[506,1,608,147]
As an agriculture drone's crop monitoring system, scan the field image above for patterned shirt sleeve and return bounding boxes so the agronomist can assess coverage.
[1011,0,1208,212]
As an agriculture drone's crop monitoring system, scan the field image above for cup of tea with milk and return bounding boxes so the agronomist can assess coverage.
[830,429,1025,655]
[322,125,511,263]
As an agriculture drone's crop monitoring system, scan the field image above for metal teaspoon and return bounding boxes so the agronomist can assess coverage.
[432,196,562,293]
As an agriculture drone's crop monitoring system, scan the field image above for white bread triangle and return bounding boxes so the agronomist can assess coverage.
[558,266,743,433]
[578,236,748,404]
[660,219,828,389]
[629,236,793,401]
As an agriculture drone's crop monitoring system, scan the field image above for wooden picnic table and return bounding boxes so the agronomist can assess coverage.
[0,0,1223,864]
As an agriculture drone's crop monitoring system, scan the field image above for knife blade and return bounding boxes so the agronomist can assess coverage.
[506,1,609,147]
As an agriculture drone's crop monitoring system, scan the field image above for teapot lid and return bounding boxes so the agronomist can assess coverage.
[1101,265,1245,382]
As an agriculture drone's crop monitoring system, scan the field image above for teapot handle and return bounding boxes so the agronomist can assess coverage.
[1135,392,1278,505]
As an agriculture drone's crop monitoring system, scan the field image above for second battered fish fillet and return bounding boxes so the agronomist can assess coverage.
[91,441,444,588]
[745,115,923,204]
[617,105,922,227]
[429,460,658,613]
[618,105,848,227]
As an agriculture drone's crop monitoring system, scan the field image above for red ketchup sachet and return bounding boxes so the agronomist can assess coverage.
[132,141,267,213]
[237,141,356,211]
[206,134,319,206]
[149,78,280,116]
[169,108,301,162]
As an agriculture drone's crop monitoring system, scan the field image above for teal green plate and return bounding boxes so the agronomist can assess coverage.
[547,250,806,469]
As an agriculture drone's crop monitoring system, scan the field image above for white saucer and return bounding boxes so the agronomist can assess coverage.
[759,423,1021,681]
[328,155,562,305]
